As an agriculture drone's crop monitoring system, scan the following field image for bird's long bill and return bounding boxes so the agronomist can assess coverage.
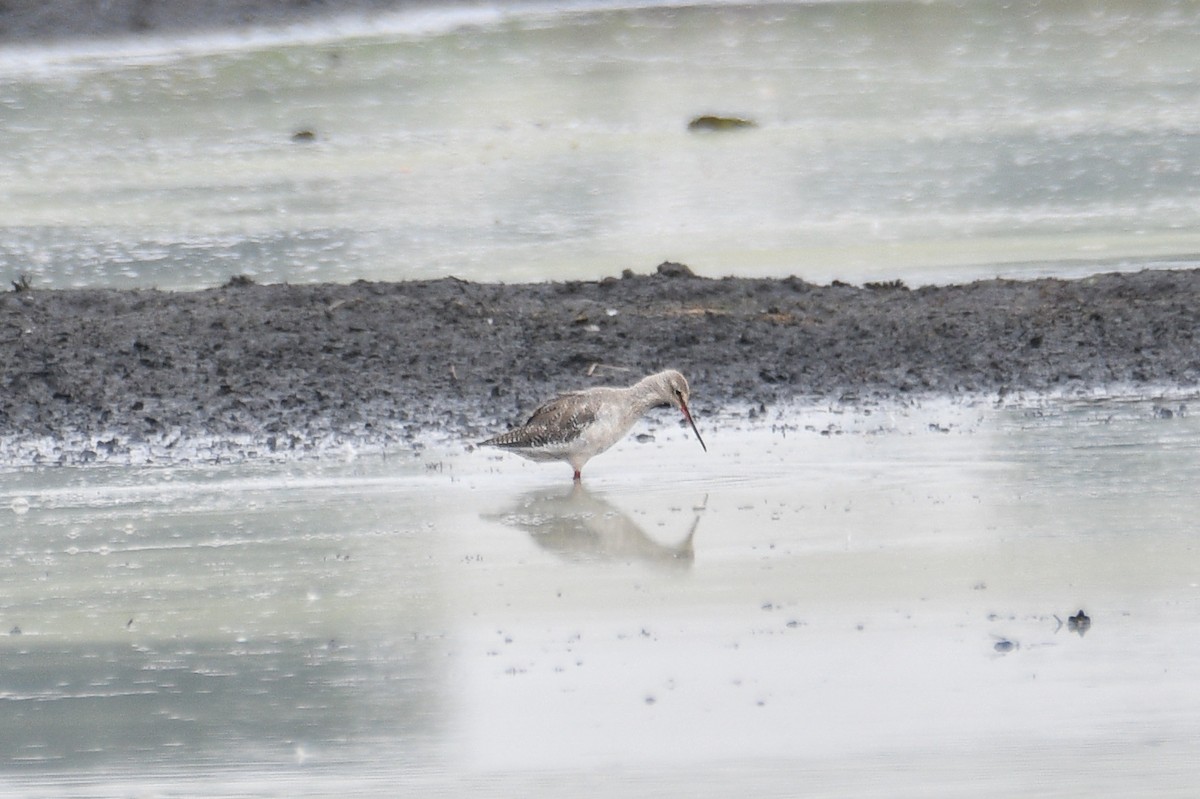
[680,401,707,452]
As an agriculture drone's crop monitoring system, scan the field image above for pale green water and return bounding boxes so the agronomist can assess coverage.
[3,0,1200,289]
[2,397,1200,796]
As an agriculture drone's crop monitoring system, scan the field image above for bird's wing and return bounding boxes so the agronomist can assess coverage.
[481,391,599,450]
[516,392,597,445]
[523,391,589,425]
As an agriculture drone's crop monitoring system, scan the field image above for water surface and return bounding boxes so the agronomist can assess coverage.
[2,0,1199,289]
[3,397,1199,796]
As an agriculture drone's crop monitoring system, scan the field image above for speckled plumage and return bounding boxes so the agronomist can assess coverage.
[481,370,706,480]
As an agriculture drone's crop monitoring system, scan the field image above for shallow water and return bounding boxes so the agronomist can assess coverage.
[3,0,1200,289]
[3,396,1199,796]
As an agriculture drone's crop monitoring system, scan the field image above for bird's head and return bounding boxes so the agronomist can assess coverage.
[656,370,706,452]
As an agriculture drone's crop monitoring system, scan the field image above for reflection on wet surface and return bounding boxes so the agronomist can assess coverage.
[0,635,432,769]
[0,467,449,776]
[483,483,697,568]
[1,397,1199,796]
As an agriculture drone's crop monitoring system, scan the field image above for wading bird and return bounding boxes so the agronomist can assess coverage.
[481,369,706,480]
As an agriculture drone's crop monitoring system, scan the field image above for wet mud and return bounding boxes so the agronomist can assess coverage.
[2,266,1199,465]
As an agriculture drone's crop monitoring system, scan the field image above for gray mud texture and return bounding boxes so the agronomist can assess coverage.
[2,266,1199,465]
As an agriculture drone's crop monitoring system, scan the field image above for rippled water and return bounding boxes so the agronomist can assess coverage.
[3,0,1200,289]
[2,397,1200,796]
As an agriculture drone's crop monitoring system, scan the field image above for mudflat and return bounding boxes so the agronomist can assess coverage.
[2,265,1198,465]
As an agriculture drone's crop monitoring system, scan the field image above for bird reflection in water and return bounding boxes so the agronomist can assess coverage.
[484,484,700,569]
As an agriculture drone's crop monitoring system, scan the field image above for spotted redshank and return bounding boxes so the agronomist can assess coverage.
[480,369,707,480]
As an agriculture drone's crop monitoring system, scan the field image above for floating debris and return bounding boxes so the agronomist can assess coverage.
[1068,609,1091,636]
[687,115,757,132]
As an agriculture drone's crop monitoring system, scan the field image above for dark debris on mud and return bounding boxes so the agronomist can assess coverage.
[1,265,1199,464]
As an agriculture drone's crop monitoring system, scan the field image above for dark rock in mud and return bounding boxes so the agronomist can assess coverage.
[1,268,1199,465]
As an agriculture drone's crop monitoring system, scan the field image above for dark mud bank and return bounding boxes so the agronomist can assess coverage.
[2,266,1199,465]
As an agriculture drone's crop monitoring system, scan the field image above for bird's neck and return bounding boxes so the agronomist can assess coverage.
[626,377,668,414]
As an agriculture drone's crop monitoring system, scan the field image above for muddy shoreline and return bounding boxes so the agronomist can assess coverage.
[2,266,1199,465]
[0,0,421,43]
